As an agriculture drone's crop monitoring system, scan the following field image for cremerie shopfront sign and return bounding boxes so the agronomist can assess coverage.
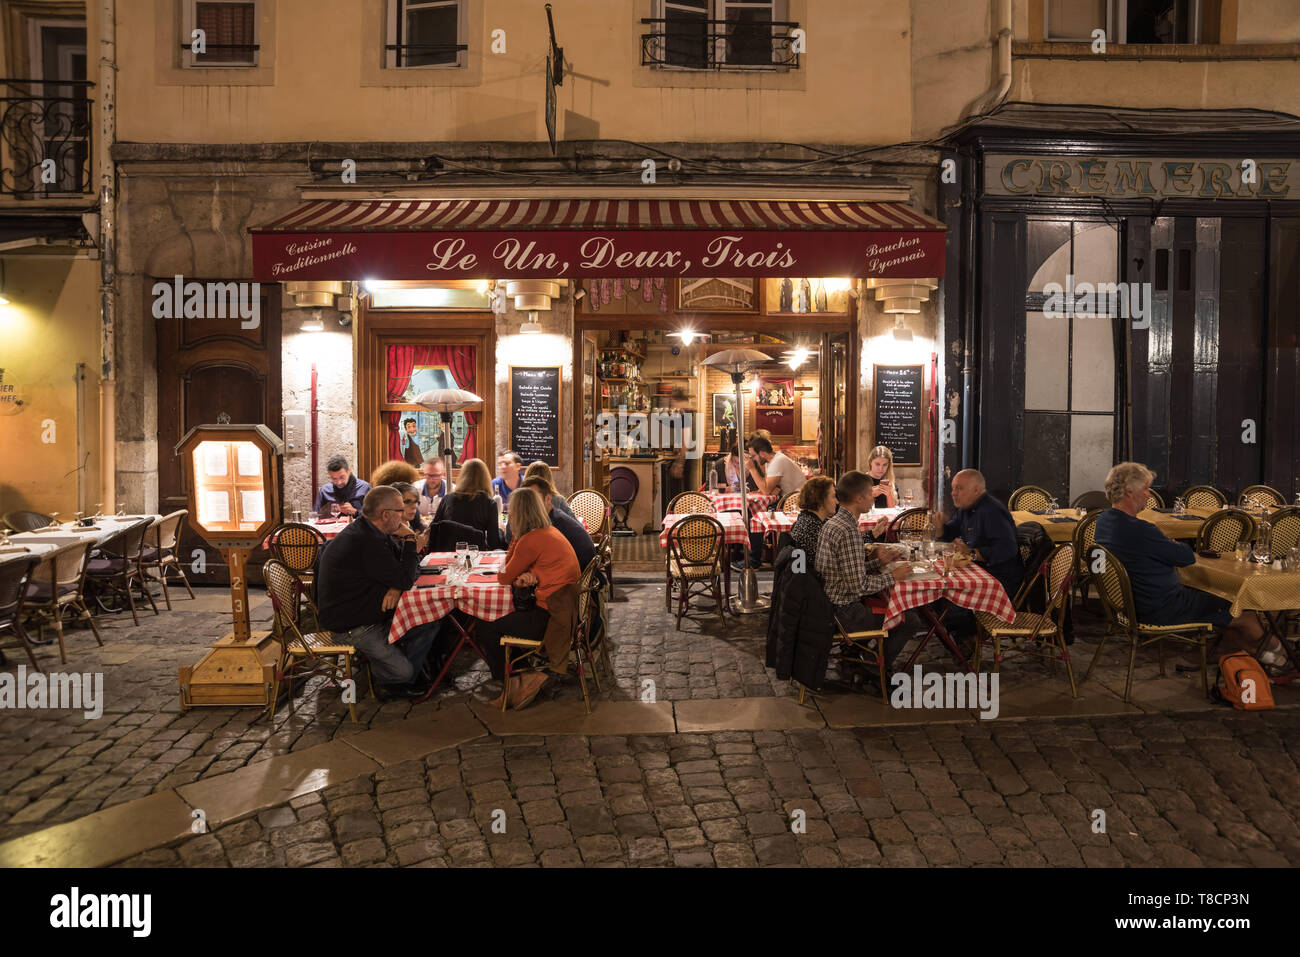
[986,155,1297,200]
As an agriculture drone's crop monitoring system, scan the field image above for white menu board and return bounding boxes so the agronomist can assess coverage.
[201,443,228,477]
[203,490,230,523]
[236,442,262,477]
[240,490,266,523]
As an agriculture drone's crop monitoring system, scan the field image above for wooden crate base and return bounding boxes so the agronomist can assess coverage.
[180,630,282,709]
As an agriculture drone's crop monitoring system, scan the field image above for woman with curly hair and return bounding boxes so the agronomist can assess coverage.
[371,459,420,489]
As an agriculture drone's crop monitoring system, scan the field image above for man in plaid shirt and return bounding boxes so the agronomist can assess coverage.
[815,471,912,675]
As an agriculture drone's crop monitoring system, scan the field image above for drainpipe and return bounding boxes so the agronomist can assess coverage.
[311,364,319,495]
[961,148,978,470]
[98,0,117,511]
[968,0,1013,118]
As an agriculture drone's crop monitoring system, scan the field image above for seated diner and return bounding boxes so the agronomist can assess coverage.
[433,457,505,550]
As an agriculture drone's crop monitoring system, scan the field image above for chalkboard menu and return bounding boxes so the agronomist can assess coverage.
[873,364,924,466]
[510,366,562,467]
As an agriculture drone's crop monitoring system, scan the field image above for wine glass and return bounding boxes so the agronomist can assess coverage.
[455,540,469,570]
[74,511,84,527]
[1252,538,1271,565]
[1173,497,1186,515]
[117,502,126,517]
[49,512,60,527]
[324,503,338,520]
[467,545,480,570]
[308,510,319,525]
[904,487,915,508]
[93,503,103,521]
[1047,496,1058,515]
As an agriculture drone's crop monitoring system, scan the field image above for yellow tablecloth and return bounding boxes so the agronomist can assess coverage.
[1179,555,1300,617]
[1011,507,1216,544]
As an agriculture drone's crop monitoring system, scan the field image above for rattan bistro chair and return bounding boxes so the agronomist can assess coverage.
[1144,490,1165,510]
[1181,485,1227,509]
[501,558,603,713]
[268,522,326,582]
[667,491,714,515]
[974,544,1078,696]
[570,489,614,593]
[25,540,102,664]
[1268,506,1300,559]
[1071,509,1103,613]
[886,507,930,542]
[831,612,892,702]
[1239,484,1286,510]
[263,559,366,724]
[1194,509,1255,554]
[1008,485,1053,512]
[779,492,801,514]
[1070,490,1109,512]
[86,519,159,626]
[2,510,52,532]
[665,514,726,630]
[0,555,42,671]
[1084,545,1214,703]
[140,509,195,609]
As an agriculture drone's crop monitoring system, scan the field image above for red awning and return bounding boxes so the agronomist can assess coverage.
[251,197,946,281]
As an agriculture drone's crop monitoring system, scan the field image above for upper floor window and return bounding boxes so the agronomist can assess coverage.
[1045,0,1203,45]
[182,1,259,67]
[386,0,468,68]
[642,0,799,70]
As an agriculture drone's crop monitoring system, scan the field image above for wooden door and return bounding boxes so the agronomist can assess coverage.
[155,281,281,585]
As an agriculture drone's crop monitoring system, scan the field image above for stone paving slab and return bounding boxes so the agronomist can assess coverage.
[675,697,826,732]
[469,699,676,736]
[344,703,486,766]
[177,740,381,829]
[108,710,1300,869]
[0,790,194,868]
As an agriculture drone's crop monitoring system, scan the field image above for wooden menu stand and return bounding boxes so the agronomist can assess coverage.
[174,425,286,709]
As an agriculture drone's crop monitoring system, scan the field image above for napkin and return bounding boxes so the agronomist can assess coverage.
[415,574,447,587]
[1047,517,1075,523]
[467,573,499,583]
[1174,515,1203,521]
[0,545,31,554]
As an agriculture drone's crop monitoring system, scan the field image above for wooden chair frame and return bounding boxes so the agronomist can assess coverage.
[833,609,891,701]
[263,559,367,723]
[665,514,725,630]
[1239,484,1285,509]
[501,559,605,713]
[1194,509,1255,554]
[1083,544,1214,703]
[1180,485,1227,509]
[86,518,159,626]
[974,543,1078,696]
[0,555,41,671]
[141,509,196,609]
[1267,506,1300,559]
[667,491,715,515]
[25,541,102,664]
[1144,490,1165,510]
[1008,485,1053,512]
[886,507,930,543]
[1071,508,1103,614]
[779,492,801,514]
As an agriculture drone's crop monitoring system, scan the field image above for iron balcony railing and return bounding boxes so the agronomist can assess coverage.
[640,17,801,70]
[0,78,95,199]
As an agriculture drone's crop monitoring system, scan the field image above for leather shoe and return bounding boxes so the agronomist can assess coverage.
[376,682,429,701]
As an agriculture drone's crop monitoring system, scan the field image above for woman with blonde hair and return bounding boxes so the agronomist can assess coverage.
[866,445,898,508]
[523,461,577,520]
[370,459,420,488]
[473,487,580,710]
[432,457,503,549]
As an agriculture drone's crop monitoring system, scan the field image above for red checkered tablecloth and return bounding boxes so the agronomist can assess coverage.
[706,491,777,513]
[660,512,750,548]
[387,550,513,643]
[880,563,1015,631]
[753,509,902,536]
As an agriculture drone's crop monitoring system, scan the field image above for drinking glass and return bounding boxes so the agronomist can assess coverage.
[308,511,318,524]
[467,545,480,569]
[1252,539,1271,564]
[455,541,469,570]
[1047,497,1058,515]
[1234,542,1251,563]
[1173,497,1186,515]
[117,503,126,517]
[325,503,338,520]
[49,512,60,526]
[93,503,103,520]
[904,488,915,508]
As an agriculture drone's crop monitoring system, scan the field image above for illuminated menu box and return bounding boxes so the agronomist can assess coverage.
[193,440,268,533]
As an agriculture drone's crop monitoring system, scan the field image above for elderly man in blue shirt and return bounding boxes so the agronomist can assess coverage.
[929,469,1023,646]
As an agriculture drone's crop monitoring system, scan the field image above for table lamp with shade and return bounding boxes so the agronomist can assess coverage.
[701,347,772,613]
[414,387,484,485]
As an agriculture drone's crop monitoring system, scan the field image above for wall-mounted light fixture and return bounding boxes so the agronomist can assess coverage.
[301,309,325,333]
[520,310,543,335]
[865,277,938,315]
[285,281,347,309]
[891,315,913,342]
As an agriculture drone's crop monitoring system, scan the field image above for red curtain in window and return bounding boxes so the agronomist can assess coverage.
[385,345,478,465]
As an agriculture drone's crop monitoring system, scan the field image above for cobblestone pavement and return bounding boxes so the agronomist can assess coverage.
[119,711,1300,868]
[1,573,1291,850]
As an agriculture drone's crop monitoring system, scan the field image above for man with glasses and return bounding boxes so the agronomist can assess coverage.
[416,456,454,515]
[316,485,441,699]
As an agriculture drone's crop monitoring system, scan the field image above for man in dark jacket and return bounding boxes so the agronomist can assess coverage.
[313,454,371,515]
[505,476,596,571]
[316,486,440,699]
[766,544,837,691]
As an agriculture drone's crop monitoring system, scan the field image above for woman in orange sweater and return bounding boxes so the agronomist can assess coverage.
[474,487,580,709]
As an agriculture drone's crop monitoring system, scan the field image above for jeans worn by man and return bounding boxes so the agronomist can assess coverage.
[316,493,441,697]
